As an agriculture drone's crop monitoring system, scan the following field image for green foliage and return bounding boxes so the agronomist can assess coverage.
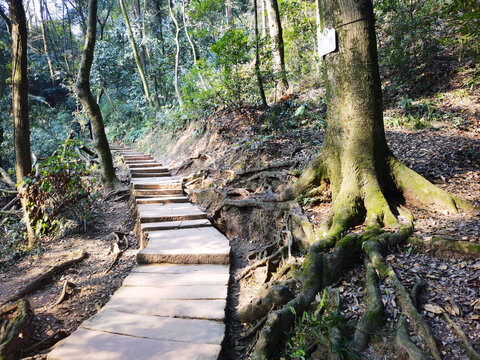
[284,290,358,360]
[19,140,93,237]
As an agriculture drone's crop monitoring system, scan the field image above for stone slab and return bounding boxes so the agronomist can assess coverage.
[48,328,221,360]
[137,196,188,204]
[122,272,229,287]
[133,178,181,190]
[101,298,226,320]
[130,167,170,173]
[131,173,172,178]
[138,203,206,223]
[113,284,228,300]
[140,219,211,231]
[81,310,225,345]
[138,227,230,264]
[134,189,184,197]
[131,264,229,274]
[128,163,165,168]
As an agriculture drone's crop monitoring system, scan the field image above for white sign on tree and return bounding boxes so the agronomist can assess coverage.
[318,28,336,57]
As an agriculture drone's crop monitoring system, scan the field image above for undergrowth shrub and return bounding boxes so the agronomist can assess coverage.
[19,139,93,237]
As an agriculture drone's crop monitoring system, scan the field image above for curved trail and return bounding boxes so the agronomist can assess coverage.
[48,146,230,360]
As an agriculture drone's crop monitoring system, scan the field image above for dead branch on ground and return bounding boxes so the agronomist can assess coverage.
[1,250,87,305]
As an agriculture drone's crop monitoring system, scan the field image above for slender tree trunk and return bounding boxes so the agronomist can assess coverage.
[168,0,184,107]
[253,0,267,108]
[225,0,232,27]
[181,0,206,90]
[77,0,118,192]
[261,0,266,38]
[118,0,153,107]
[38,0,55,85]
[265,0,288,95]
[8,0,34,245]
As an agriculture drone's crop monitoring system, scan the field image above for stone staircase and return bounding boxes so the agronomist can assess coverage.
[48,147,230,360]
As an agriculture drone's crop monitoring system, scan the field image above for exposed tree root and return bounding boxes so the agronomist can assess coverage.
[237,246,287,281]
[442,312,480,360]
[0,197,19,212]
[364,239,441,360]
[408,236,480,257]
[238,284,294,324]
[0,299,32,360]
[396,315,427,360]
[352,259,383,352]
[388,155,474,214]
[2,250,86,306]
[52,280,76,307]
[234,161,296,178]
[22,329,69,355]
[410,276,425,310]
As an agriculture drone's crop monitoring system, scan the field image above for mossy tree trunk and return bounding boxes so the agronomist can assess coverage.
[76,0,118,192]
[265,0,288,96]
[285,0,471,241]
[8,0,35,245]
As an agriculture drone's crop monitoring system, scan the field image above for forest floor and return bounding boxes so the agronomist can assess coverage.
[136,80,480,359]
[0,159,137,359]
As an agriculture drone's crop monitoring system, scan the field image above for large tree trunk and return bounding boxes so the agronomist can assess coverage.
[8,0,34,245]
[118,0,153,107]
[76,0,118,192]
[265,0,288,97]
[285,0,471,239]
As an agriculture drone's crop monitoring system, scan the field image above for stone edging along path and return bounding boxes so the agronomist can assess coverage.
[48,146,231,360]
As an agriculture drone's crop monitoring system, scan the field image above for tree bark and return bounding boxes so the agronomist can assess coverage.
[8,0,34,245]
[118,0,154,107]
[253,0,267,108]
[76,0,118,192]
[38,0,55,85]
[265,0,288,96]
[168,0,184,107]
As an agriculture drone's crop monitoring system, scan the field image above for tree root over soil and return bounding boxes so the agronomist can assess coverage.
[1,250,86,306]
[224,146,478,359]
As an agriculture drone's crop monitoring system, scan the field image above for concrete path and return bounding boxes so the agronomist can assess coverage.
[48,146,230,360]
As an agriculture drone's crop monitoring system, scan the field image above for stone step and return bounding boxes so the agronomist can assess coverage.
[128,163,166,169]
[112,283,228,300]
[130,167,170,174]
[137,196,189,204]
[133,180,182,190]
[138,203,207,223]
[131,173,172,178]
[137,227,230,264]
[48,328,221,360]
[81,310,225,345]
[140,219,211,232]
[102,298,226,320]
[134,189,184,197]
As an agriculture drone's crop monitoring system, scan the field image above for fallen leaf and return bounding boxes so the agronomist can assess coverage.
[424,303,444,314]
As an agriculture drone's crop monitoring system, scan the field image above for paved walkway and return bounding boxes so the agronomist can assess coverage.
[48,147,230,360]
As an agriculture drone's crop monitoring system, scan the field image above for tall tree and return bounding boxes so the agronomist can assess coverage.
[168,0,184,106]
[253,0,267,107]
[265,0,288,97]
[7,0,34,245]
[251,0,473,358]
[118,0,153,107]
[77,0,118,191]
